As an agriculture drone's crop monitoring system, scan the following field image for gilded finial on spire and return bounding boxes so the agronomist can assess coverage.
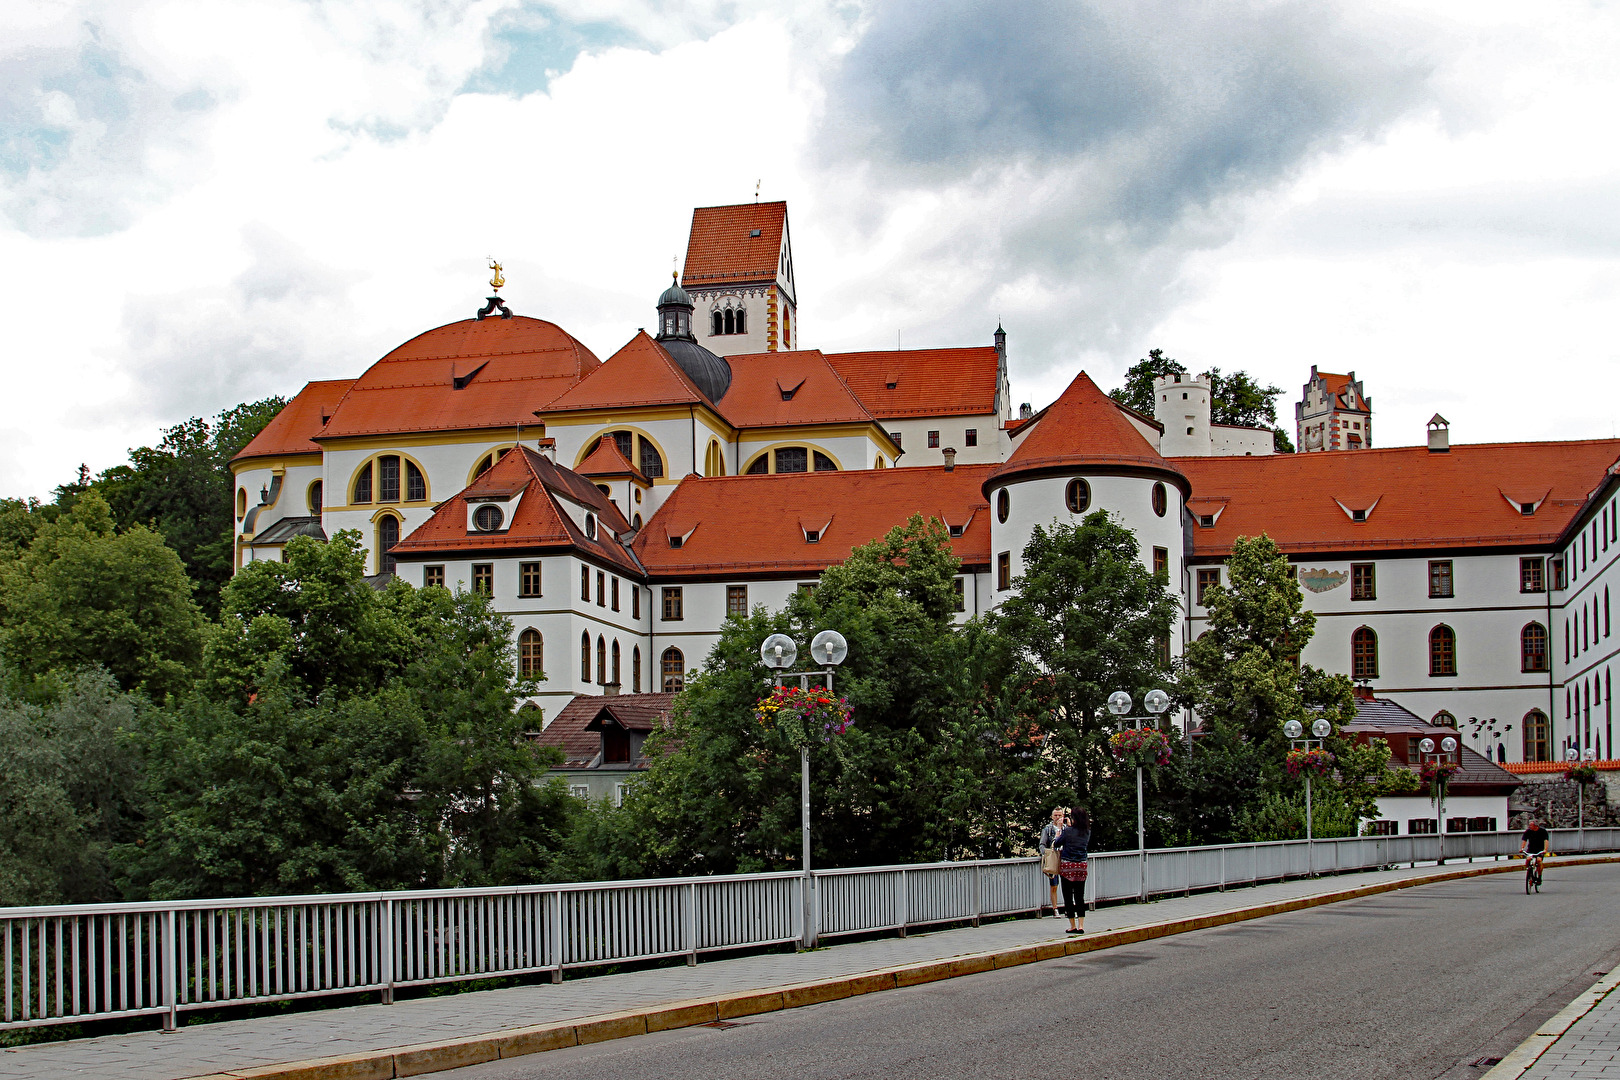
[488,258,505,293]
[754,179,761,202]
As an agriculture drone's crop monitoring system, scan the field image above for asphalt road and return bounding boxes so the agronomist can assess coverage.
[443,862,1620,1080]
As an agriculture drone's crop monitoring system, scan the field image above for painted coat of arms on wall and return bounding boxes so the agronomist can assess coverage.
[1299,569,1349,593]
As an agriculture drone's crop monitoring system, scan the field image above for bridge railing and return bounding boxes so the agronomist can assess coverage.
[2,827,1611,1032]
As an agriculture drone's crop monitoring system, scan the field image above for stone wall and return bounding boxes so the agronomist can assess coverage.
[1508,776,1620,830]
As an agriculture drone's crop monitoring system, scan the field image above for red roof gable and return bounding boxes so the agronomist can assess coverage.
[989,371,1187,493]
[1178,440,1620,558]
[634,464,994,577]
[824,347,999,419]
[543,332,710,414]
[320,316,600,439]
[575,433,648,482]
[533,693,676,768]
[681,202,787,288]
[389,445,640,574]
[233,379,354,463]
[718,350,882,431]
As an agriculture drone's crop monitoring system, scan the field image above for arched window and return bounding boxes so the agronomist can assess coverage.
[998,489,1010,523]
[378,515,400,574]
[1066,479,1089,514]
[661,647,684,693]
[737,307,748,334]
[581,632,591,681]
[775,447,807,473]
[596,635,606,684]
[779,306,786,346]
[1522,622,1549,673]
[1351,627,1378,679]
[236,488,247,517]
[1431,711,1457,729]
[639,438,664,479]
[473,447,512,480]
[308,480,323,514]
[746,455,769,474]
[724,308,735,335]
[611,639,621,686]
[379,456,400,502]
[1523,709,1551,762]
[519,628,543,679]
[1429,625,1457,677]
[353,463,373,503]
[711,310,724,336]
[632,645,642,693]
[1151,482,1167,518]
[406,461,426,501]
[813,451,837,472]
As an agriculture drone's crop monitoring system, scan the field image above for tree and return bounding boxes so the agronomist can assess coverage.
[989,512,1179,818]
[0,491,204,700]
[1109,348,1186,416]
[94,397,285,614]
[1109,351,1294,453]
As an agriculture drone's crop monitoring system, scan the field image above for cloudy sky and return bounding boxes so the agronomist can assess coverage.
[2,0,1618,497]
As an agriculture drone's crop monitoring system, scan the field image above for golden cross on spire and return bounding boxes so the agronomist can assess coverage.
[488,258,505,293]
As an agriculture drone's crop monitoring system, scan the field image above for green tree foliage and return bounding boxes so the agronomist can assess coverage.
[1108,348,1185,415]
[567,516,1056,879]
[988,512,1178,809]
[127,532,576,898]
[1233,789,1360,842]
[1109,351,1294,453]
[94,398,285,614]
[0,491,204,700]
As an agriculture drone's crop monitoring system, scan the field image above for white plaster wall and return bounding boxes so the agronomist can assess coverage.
[1154,375,1212,458]
[734,432,883,475]
[877,416,1004,467]
[1553,487,1620,761]
[1370,793,1510,833]
[690,285,780,357]
[1210,427,1275,456]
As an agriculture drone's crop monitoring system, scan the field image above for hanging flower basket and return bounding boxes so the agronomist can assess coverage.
[1109,727,1172,769]
[1564,764,1600,786]
[755,685,854,750]
[1419,759,1461,801]
[1285,748,1336,778]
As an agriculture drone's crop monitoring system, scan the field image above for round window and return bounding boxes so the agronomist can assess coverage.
[1152,482,1167,518]
[1066,479,1090,514]
[997,489,1010,523]
[474,504,505,532]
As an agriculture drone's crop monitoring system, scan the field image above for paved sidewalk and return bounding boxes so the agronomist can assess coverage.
[1516,973,1620,1079]
[0,858,1543,1080]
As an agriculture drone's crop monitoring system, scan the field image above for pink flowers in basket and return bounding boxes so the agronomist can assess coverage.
[1285,748,1336,778]
[755,685,854,749]
[1109,727,1172,769]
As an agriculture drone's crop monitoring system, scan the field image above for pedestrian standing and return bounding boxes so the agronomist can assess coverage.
[1054,807,1091,935]
[1038,807,1066,916]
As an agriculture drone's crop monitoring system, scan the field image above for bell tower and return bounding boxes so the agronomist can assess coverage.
[680,201,796,357]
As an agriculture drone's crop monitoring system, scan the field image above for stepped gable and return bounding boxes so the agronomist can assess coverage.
[233,379,354,462]
[825,347,999,418]
[1176,440,1620,557]
[319,317,600,439]
[389,446,640,575]
[634,464,995,578]
[987,370,1188,495]
[718,350,885,430]
[575,433,647,482]
[681,201,787,288]
[533,693,676,768]
[543,332,713,413]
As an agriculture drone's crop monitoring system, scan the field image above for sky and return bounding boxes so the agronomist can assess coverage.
[2,0,1618,498]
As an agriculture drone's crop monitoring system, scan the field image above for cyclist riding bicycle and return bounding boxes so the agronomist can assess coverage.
[1519,818,1552,881]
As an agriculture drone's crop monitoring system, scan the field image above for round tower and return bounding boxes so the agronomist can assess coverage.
[1153,372,1212,457]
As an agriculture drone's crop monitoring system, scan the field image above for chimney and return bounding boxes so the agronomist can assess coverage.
[603,681,621,697]
[1018,402,1033,420]
[942,447,957,471]
[536,437,557,462]
[1426,414,1450,453]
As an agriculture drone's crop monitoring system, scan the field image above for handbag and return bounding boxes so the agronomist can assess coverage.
[1041,846,1061,875]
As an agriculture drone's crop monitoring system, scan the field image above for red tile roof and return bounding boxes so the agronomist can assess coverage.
[1345,697,1520,791]
[824,347,999,419]
[543,332,711,414]
[389,445,640,574]
[988,371,1188,494]
[718,350,884,432]
[1178,440,1620,557]
[575,433,648,482]
[533,693,676,768]
[319,317,600,439]
[634,464,995,577]
[681,202,787,288]
[232,379,354,463]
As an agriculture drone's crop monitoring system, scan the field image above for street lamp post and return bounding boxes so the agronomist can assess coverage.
[1567,746,1596,842]
[760,630,849,949]
[1108,689,1171,902]
[1416,735,1459,863]
[1284,718,1334,873]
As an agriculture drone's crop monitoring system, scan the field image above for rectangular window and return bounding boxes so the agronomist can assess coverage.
[997,552,1011,591]
[927,430,940,448]
[1521,557,1545,593]
[424,565,445,588]
[1365,820,1397,836]
[662,587,683,621]
[775,446,808,473]
[1553,557,1568,590]
[965,429,978,447]
[1153,547,1169,579]
[379,456,400,502]
[569,785,589,800]
[581,565,590,601]
[519,562,541,597]
[596,571,605,606]
[1196,568,1220,606]
[888,431,902,449]
[1428,560,1453,599]
[953,577,965,613]
[472,563,493,596]
[611,577,620,611]
[1351,563,1375,601]
[727,585,748,617]
[1407,819,1437,835]
[633,587,641,620]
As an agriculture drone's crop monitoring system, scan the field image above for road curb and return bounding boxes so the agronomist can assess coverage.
[179,855,1620,1080]
[1481,965,1620,1079]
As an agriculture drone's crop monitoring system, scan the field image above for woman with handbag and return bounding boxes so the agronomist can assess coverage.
[1038,808,1066,916]
[1054,807,1091,934]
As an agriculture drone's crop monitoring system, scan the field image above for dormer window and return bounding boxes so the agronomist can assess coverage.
[750,228,761,237]
[1351,509,1367,523]
[805,530,820,543]
[949,524,964,538]
[669,535,683,548]
[1199,515,1215,528]
[1521,502,1536,516]
[473,505,505,532]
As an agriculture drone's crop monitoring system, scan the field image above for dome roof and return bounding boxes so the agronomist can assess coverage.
[658,276,693,309]
[659,336,732,403]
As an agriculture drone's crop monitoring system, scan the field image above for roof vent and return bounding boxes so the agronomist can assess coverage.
[778,378,805,401]
[750,229,761,237]
[885,373,898,390]
[452,361,489,390]
[1427,414,1450,453]
[668,535,683,549]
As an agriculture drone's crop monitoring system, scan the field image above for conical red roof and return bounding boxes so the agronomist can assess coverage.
[988,371,1188,495]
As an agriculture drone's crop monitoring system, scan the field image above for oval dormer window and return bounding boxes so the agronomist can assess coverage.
[997,489,1010,523]
[585,513,598,540]
[1152,482,1167,518]
[1066,479,1090,514]
[474,504,504,532]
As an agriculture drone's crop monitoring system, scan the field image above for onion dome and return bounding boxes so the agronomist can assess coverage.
[653,273,731,402]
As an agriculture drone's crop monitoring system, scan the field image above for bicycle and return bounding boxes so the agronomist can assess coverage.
[1524,852,1544,893]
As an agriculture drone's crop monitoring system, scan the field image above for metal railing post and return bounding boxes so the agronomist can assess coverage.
[897,870,908,938]
[162,909,177,1032]
[380,899,394,1004]
[972,864,982,928]
[548,889,564,984]
[685,883,698,967]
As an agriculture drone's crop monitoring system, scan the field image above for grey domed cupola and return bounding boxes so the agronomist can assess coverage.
[655,272,732,402]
